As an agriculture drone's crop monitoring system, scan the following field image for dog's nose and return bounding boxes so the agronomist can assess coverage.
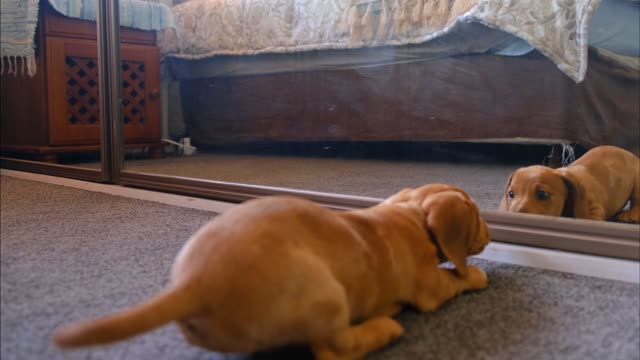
[469,228,490,255]
[512,204,533,214]
[470,241,487,256]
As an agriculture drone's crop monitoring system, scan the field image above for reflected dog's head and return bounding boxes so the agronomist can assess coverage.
[384,184,491,276]
[499,165,585,218]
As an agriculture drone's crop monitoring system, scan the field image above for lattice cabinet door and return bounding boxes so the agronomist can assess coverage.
[46,37,161,145]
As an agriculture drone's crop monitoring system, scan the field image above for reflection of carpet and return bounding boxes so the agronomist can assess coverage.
[2,176,639,360]
[116,153,517,210]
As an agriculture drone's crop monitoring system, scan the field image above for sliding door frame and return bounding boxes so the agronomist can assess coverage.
[96,0,124,183]
[0,158,102,182]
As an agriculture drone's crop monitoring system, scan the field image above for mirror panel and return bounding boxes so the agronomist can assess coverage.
[116,0,639,226]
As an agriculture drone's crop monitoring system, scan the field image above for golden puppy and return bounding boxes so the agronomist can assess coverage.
[53,184,490,360]
[500,146,640,223]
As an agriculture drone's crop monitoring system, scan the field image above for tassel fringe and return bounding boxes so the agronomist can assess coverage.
[561,144,577,167]
[1,55,37,77]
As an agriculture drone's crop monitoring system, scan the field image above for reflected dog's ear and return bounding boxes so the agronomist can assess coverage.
[498,172,514,211]
[560,173,587,218]
[422,191,476,277]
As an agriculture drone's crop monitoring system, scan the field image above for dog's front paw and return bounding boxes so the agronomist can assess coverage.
[615,209,640,224]
[466,266,488,290]
[378,317,404,341]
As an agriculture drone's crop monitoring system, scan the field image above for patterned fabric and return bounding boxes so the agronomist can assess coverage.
[472,0,601,84]
[0,0,39,76]
[159,0,603,82]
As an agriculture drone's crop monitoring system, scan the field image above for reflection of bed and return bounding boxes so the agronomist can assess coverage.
[162,0,640,155]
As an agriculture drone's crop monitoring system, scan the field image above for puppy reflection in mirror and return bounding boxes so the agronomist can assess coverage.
[500,146,639,223]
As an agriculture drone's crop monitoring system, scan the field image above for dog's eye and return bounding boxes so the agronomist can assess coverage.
[508,191,515,199]
[536,190,550,200]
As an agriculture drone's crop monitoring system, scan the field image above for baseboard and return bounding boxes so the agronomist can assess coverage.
[1,168,234,213]
[474,242,639,284]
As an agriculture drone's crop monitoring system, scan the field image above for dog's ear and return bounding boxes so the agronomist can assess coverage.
[498,172,514,211]
[560,173,587,218]
[422,191,475,276]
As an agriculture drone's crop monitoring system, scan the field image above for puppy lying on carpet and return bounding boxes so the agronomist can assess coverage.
[53,184,490,360]
[500,146,640,223]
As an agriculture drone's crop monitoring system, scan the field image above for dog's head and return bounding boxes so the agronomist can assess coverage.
[499,165,585,218]
[384,184,490,276]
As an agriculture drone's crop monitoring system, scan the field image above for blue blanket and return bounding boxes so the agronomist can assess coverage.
[47,0,175,32]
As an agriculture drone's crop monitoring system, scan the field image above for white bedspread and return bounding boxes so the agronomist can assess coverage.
[159,0,603,82]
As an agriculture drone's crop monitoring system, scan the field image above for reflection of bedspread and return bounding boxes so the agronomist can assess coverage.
[160,0,602,82]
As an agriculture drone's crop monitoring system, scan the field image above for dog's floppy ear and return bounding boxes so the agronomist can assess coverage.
[498,172,514,211]
[560,173,587,218]
[422,191,475,276]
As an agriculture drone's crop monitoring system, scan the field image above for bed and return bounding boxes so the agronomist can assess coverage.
[160,0,640,155]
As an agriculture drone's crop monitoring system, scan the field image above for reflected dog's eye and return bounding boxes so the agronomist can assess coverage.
[508,191,515,199]
[536,190,550,200]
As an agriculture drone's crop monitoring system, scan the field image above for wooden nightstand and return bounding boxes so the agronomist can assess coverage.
[1,2,163,163]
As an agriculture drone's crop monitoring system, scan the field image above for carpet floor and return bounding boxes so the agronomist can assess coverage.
[1,176,639,360]
[117,153,517,210]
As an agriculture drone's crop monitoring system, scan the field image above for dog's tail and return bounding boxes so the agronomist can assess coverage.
[53,283,198,348]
